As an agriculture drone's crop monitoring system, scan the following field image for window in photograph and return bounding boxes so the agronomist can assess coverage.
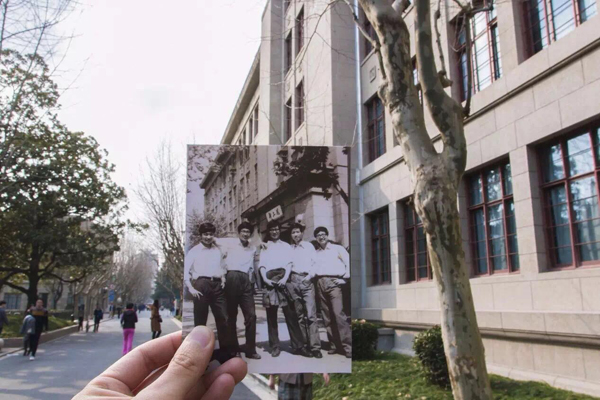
[285,97,292,142]
[468,161,519,275]
[285,32,292,74]
[295,80,304,130]
[370,208,391,285]
[524,0,596,56]
[454,0,502,101]
[366,95,386,163]
[296,8,304,55]
[253,105,259,140]
[405,202,432,282]
[541,127,600,268]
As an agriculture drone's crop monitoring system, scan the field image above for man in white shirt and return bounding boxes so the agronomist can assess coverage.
[217,222,261,360]
[184,222,229,354]
[314,226,352,358]
[259,220,310,358]
[288,222,322,358]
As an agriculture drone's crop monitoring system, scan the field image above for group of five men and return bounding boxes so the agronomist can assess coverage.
[183,219,352,361]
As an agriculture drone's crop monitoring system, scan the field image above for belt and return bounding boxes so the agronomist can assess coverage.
[195,276,222,282]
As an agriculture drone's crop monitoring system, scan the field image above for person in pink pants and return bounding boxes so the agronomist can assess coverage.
[120,303,138,355]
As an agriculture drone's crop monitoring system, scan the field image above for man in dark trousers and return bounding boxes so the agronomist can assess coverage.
[184,222,230,358]
[93,305,103,332]
[0,300,8,335]
[29,299,48,360]
[314,226,352,358]
[216,222,261,360]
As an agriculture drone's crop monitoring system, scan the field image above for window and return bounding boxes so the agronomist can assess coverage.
[296,9,304,55]
[284,97,292,142]
[295,81,304,130]
[253,105,259,140]
[525,0,596,55]
[249,115,254,144]
[468,161,519,275]
[455,0,502,101]
[405,202,431,282]
[285,32,292,74]
[366,96,386,162]
[4,293,21,309]
[371,209,391,285]
[541,127,600,268]
[363,12,377,57]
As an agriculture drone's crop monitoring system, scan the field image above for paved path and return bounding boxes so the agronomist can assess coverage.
[0,311,261,399]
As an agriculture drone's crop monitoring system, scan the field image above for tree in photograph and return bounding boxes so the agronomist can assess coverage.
[0,50,126,308]
[351,0,492,398]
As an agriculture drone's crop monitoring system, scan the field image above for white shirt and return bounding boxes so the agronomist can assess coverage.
[290,241,317,275]
[184,243,225,287]
[259,240,292,272]
[315,242,350,278]
[216,237,256,273]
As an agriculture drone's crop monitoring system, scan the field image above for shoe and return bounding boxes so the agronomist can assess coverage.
[271,348,281,357]
[312,350,323,358]
[29,356,35,361]
[294,348,313,358]
[246,353,262,360]
[327,349,337,355]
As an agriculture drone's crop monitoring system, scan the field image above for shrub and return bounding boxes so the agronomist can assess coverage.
[351,319,379,360]
[413,325,450,388]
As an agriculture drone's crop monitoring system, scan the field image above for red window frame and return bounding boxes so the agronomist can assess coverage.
[468,161,519,276]
[455,0,502,102]
[296,8,304,55]
[295,81,304,130]
[540,125,600,270]
[366,95,385,163]
[404,202,432,283]
[371,208,391,285]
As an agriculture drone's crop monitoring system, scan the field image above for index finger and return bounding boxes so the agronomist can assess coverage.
[92,331,182,394]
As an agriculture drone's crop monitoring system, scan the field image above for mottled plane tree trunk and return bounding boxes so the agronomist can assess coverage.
[356,0,492,398]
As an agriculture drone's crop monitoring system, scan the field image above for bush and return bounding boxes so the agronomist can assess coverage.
[413,325,450,388]
[351,319,379,360]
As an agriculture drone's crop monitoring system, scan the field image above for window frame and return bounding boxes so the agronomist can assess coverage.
[467,160,519,276]
[284,32,292,75]
[296,8,304,55]
[404,202,432,283]
[540,124,600,270]
[295,80,304,130]
[284,97,292,143]
[365,95,386,163]
[370,208,392,285]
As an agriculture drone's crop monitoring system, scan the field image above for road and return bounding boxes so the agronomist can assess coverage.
[0,311,262,400]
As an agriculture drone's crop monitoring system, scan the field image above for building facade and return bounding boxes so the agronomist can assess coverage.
[215,0,600,395]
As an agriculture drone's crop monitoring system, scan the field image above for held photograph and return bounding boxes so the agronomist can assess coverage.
[183,144,351,374]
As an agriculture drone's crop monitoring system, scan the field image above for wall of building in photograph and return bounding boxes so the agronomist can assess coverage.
[211,0,600,395]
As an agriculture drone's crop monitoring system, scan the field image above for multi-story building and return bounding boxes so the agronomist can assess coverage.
[212,0,600,395]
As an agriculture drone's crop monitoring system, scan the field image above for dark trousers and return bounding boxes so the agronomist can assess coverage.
[78,317,84,331]
[152,330,162,339]
[317,277,351,356]
[225,271,257,355]
[30,332,41,356]
[192,278,229,352]
[94,319,100,332]
[265,269,305,352]
[288,273,321,351]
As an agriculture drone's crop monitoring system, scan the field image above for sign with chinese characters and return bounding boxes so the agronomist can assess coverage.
[266,205,283,221]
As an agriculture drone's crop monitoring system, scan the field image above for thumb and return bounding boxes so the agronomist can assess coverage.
[141,326,214,398]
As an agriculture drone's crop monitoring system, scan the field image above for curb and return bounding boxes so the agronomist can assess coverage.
[248,373,278,395]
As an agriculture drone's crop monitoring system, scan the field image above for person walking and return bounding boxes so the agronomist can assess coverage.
[216,221,261,360]
[150,299,162,339]
[93,306,103,332]
[121,303,138,355]
[78,304,85,332]
[116,306,122,319]
[20,311,35,357]
[0,300,8,335]
[29,299,48,360]
[314,226,352,358]
[288,222,322,358]
[259,220,310,358]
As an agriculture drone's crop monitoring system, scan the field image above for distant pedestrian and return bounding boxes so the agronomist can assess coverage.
[120,303,138,355]
[269,373,330,400]
[150,299,162,339]
[0,300,8,335]
[20,311,35,357]
[29,299,48,360]
[78,304,85,332]
[93,306,103,332]
[108,303,114,319]
[116,306,122,319]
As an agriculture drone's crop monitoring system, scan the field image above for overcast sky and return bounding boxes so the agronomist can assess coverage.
[55,0,267,219]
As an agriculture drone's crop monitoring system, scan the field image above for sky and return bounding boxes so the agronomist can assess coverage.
[55,0,267,220]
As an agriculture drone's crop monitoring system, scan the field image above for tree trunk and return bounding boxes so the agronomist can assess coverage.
[413,162,492,399]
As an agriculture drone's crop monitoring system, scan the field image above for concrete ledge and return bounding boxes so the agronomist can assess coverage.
[2,324,78,348]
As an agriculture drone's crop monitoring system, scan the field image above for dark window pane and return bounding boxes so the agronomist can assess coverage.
[579,0,597,21]
[408,268,416,282]
[491,25,502,79]
[508,234,519,254]
[475,240,487,260]
[492,255,507,270]
[570,176,598,221]
[417,253,427,268]
[578,242,600,262]
[490,237,506,256]
[486,168,502,201]
[405,206,414,227]
[574,219,600,244]
[503,163,512,195]
[418,266,429,279]
[552,225,572,248]
[477,258,488,274]
[511,254,520,270]
[473,209,486,241]
[543,144,565,182]
[406,255,414,268]
[567,134,594,177]
[555,246,573,265]
[471,175,483,205]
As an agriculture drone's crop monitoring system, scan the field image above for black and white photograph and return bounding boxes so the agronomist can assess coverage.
[183,144,351,373]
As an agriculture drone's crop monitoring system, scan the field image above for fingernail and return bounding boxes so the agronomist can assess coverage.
[188,326,212,348]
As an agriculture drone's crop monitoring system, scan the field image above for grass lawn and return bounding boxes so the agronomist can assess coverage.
[1,314,75,338]
[312,352,598,400]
